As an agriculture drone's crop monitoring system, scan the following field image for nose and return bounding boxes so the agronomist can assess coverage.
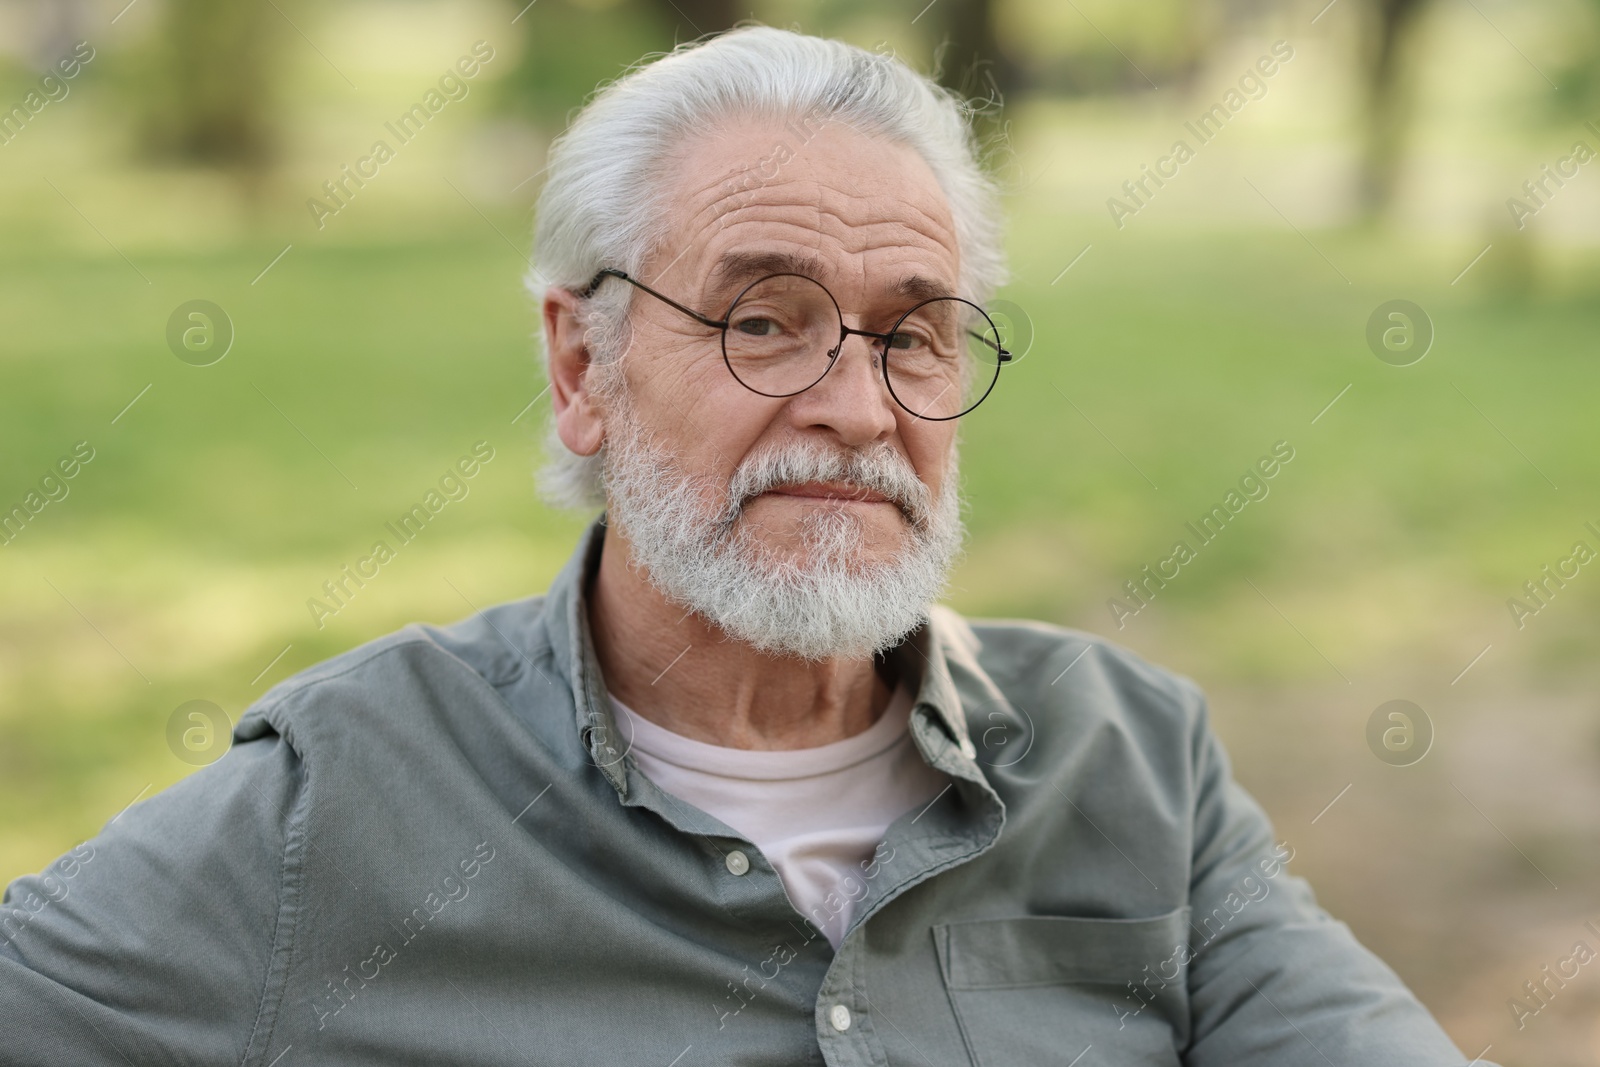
[786,327,898,447]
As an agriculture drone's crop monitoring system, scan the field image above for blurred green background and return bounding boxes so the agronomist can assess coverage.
[2,0,1598,1062]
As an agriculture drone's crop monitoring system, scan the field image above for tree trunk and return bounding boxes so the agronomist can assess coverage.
[644,0,743,41]
[1359,0,1430,220]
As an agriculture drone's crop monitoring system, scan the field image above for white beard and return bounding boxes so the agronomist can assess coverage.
[599,395,966,662]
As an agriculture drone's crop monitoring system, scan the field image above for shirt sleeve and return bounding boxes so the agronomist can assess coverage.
[1179,680,1493,1067]
[0,726,303,1066]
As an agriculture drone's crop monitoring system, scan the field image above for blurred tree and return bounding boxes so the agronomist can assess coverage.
[131,0,295,193]
[931,0,1019,105]
[499,0,678,129]
[993,0,1202,97]
[644,0,741,39]
[1357,0,1432,220]
[30,0,94,70]
[927,0,1021,155]
[501,0,1024,139]
[1553,0,1600,119]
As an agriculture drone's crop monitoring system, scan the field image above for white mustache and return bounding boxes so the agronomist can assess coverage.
[724,442,932,528]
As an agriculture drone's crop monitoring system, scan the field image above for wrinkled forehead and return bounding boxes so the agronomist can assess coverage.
[645,114,962,311]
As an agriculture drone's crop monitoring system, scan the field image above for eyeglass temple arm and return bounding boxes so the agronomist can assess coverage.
[576,269,728,330]
[967,328,1013,362]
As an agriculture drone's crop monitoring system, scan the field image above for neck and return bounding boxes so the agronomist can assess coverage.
[587,523,896,749]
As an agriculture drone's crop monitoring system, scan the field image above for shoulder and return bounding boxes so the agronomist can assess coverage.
[238,593,555,749]
[939,606,1202,711]
[932,606,1210,768]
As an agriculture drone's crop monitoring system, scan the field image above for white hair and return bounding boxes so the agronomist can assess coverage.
[523,24,1010,511]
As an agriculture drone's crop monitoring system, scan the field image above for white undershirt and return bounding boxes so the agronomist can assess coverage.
[608,681,952,949]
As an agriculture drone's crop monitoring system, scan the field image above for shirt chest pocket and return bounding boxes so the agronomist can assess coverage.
[932,906,1192,1067]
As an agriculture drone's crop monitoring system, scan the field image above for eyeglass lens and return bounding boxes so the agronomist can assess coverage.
[721,274,1004,420]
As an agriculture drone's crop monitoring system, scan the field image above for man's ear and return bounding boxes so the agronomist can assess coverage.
[543,287,607,457]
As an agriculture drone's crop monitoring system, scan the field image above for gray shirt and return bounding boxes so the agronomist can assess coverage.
[1,515,1489,1065]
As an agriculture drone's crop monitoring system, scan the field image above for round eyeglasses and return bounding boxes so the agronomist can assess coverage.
[576,268,1012,421]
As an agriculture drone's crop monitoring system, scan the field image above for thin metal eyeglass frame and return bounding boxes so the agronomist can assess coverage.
[575,267,1011,421]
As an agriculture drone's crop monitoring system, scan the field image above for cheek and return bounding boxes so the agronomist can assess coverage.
[902,423,957,494]
[622,348,779,475]
[610,332,709,428]
[622,318,725,399]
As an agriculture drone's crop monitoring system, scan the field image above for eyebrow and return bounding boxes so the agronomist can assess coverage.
[891,274,954,304]
[705,250,827,302]
[703,249,956,309]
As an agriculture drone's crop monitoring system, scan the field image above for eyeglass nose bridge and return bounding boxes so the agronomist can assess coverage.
[828,322,894,370]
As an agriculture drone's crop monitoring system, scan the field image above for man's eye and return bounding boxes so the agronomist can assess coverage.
[886,331,919,350]
[736,317,777,336]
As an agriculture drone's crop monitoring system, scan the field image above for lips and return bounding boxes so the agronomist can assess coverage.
[765,480,893,504]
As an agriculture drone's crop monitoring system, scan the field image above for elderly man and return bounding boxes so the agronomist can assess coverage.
[1,26,1487,1067]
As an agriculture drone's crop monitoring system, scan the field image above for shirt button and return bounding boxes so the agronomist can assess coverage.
[829,1003,852,1032]
[725,850,750,876]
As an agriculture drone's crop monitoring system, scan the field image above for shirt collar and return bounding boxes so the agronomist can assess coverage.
[543,513,988,798]
[542,514,631,794]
